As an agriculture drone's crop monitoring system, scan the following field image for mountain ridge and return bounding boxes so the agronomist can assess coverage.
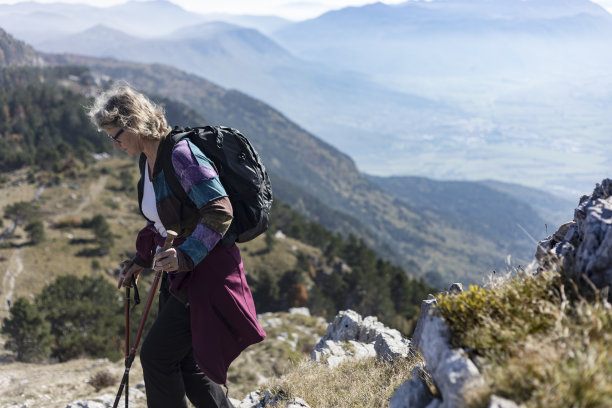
[0,27,40,66]
[40,52,549,282]
[0,27,566,285]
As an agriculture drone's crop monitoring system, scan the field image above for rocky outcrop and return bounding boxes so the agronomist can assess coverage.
[537,179,612,292]
[390,181,612,408]
[391,284,522,408]
[234,309,413,407]
[310,309,412,367]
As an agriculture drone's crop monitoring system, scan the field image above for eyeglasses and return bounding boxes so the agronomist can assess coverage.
[108,128,124,144]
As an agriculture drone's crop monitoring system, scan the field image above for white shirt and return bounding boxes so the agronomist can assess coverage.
[142,160,167,237]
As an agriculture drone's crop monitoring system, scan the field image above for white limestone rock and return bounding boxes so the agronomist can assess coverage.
[412,298,486,408]
[374,332,412,361]
[311,310,412,366]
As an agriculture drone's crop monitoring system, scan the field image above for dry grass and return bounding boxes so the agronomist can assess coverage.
[264,355,421,408]
[88,369,118,391]
[238,232,322,282]
[436,261,612,408]
[226,312,329,399]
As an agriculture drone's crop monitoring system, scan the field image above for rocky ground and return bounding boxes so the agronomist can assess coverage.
[0,310,329,408]
[0,307,417,408]
[0,350,145,408]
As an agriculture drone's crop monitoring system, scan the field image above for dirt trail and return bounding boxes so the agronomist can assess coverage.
[75,175,108,214]
[0,355,147,408]
[2,248,23,314]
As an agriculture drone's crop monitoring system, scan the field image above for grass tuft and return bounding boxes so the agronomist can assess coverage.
[264,355,421,408]
[87,370,117,391]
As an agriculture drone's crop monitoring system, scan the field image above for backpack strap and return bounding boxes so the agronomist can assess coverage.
[137,153,148,220]
[159,128,196,209]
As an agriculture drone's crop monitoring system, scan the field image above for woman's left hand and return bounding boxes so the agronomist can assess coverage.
[153,247,179,273]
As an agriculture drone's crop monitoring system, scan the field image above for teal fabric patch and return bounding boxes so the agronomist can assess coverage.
[187,178,226,208]
[178,236,210,266]
[152,170,172,202]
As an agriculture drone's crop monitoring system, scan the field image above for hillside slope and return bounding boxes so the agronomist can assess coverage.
[52,54,556,281]
[0,27,40,66]
[0,25,563,284]
[3,49,544,284]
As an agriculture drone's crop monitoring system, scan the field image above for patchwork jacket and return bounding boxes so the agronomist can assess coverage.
[133,137,266,384]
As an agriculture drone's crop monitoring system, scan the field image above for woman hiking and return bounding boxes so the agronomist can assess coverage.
[88,84,266,408]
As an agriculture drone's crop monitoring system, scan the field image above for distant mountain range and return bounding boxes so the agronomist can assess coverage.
[0,0,288,41]
[30,15,460,180]
[0,24,576,285]
[274,0,612,75]
[2,0,610,199]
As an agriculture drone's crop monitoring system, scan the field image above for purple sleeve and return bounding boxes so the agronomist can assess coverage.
[171,140,233,267]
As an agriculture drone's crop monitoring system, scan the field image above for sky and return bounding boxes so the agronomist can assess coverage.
[0,0,608,20]
[0,0,406,20]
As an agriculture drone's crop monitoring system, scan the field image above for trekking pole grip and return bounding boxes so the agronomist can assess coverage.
[162,230,178,251]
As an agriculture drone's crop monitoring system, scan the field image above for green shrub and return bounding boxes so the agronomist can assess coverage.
[25,218,45,244]
[436,271,558,355]
[436,264,612,407]
[3,201,38,226]
[1,297,53,362]
[84,214,114,251]
[36,275,123,361]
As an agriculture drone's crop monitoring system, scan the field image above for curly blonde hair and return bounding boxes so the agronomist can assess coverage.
[88,83,167,141]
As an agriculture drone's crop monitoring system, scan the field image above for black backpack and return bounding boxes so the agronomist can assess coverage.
[157,125,272,246]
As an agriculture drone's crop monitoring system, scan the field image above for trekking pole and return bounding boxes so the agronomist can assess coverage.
[124,282,130,408]
[113,230,177,408]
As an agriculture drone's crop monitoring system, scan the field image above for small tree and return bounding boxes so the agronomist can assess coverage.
[3,201,38,226]
[264,230,276,252]
[252,269,280,312]
[36,275,123,361]
[88,214,114,251]
[25,218,45,244]
[1,297,53,362]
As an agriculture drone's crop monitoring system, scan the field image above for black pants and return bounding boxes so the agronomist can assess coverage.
[140,278,233,408]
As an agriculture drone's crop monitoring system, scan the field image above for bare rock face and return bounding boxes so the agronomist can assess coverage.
[389,363,434,408]
[537,179,612,291]
[310,310,412,366]
[408,298,485,408]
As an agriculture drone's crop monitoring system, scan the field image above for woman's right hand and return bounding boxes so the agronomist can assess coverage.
[117,260,145,289]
